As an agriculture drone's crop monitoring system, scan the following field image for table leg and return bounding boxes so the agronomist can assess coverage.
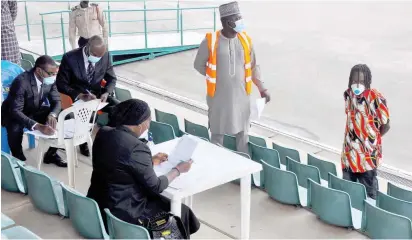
[171,199,182,218]
[240,174,251,239]
[65,141,76,188]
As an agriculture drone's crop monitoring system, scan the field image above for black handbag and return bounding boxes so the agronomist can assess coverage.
[139,212,189,240]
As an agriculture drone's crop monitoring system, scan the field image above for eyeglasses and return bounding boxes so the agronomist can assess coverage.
[40,67,57,76]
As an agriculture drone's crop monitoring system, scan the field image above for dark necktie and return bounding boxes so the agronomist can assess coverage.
[39,84,44,105]
[87,61,95,83]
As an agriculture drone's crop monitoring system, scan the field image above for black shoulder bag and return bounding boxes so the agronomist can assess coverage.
[139,212,189,239]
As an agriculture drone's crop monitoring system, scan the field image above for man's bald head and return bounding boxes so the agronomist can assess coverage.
[87,35,106,57]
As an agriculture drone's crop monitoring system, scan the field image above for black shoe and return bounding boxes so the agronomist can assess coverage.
[79,143,90,157]
[43,151,67,168]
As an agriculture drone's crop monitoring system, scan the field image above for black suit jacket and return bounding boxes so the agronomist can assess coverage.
[87,126,168,225]
[56,47,117,101]
[1,69,61,129]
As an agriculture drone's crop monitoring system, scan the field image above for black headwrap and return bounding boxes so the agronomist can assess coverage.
[108,99,151,127]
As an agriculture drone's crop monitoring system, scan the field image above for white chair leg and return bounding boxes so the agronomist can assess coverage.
[37,139,45,170]
[74,146,79,167]
[87,136,93,162]
[65,141,76,188]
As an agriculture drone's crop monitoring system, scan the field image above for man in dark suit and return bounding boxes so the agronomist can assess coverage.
[1,55,67,167]
[56,35,119,156]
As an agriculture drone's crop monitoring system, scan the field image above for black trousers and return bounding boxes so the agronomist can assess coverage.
[78,37,89,48]
[4,106,57,161]
[143,195,200,236]
[343,168,379,199]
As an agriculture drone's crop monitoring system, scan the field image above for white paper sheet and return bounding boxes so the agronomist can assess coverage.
[250,98,266,121]
[72,99,108,111]
[25,119,76,139]
[167,135,198,164]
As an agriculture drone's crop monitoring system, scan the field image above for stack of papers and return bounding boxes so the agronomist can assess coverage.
[25,119,75,139]
[250,98,266,121]
[154,135,198,177]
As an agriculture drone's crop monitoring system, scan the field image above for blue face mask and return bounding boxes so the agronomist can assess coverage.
[88,55,101,63]
[43,75,56,85]
[351,84,365,96]
[233,19,245,33]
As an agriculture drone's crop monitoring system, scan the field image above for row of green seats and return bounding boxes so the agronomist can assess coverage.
[1,152,150,239]
[2,212,40,239]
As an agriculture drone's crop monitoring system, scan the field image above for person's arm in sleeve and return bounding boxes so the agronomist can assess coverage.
[9,79,37,129]
[103,53,116,94]
[375,92,390,136]
[69,11,77,49]
[47,83,62,116]
[56,54,80,101]
[250,46,271,102]
[193,37,209,76]
[97,5,109,46]
[9,1,18,21]
[129,145,169,194]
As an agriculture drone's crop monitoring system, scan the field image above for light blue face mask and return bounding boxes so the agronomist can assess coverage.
[88,55,101,63]
[43,75,56,85]
[233,19,245,33]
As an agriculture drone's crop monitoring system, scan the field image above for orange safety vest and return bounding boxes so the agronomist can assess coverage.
[205,30,253,98]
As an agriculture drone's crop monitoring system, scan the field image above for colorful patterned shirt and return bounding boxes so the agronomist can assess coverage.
[341,88,390,173]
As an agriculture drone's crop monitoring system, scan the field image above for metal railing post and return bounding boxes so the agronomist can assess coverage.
[180,10,183,46]
[60,13,66,53]
[24,1,31,41]
[144,1,148,48]
[213,8,217,32]
[41,16,48,55]
[108,2,112,37]
[176,0,180,33]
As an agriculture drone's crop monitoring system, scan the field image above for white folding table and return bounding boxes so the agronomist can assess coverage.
[150,138,262,239]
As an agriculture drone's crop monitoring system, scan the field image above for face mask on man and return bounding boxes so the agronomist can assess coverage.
[351,84,365,96]
[43,75,56,85]
[233,19,245,33]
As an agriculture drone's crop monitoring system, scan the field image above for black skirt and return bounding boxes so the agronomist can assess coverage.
[143,195,200,236]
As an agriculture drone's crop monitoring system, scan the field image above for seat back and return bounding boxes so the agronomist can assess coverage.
[272,142,300,165]
[362,201,412,239]
[1,213,15,229]
[377,191,412,221]
[57,99,100,146]
[223,135,237,151]
[155,109,183,137]
[387,182,412,203]
[184,119,210,140]
[328,173,367,211]
[114,87,132,102]
[1,153,23,193]
[61,184,108,239]
[307,154,337,181]
[104,209,150,239]
[287,157,320,188]
[21,52,36,64]
[307,179,354,227]
[261,160,301,205]
[20,59,33,71]
[60,93,73,110]
[249,142,280,188]
[149,121,176,144]
[20,164,60,215]
[249,135,266,148]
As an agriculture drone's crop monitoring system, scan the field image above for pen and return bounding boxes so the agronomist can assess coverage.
[85,89,92,95]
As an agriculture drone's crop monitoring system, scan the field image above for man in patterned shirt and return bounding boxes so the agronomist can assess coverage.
[1,1,21,65]
[341,64,390,199]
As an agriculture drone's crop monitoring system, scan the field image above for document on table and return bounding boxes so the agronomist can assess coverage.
[72,99,108,111]
[167,135,198,164]
[250,98,266,121]
[25,119,76,139]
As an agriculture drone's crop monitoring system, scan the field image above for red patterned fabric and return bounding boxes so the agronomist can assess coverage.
[341,88,390,173]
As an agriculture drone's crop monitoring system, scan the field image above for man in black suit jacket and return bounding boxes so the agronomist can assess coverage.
[1,56,67,167]
[56,35,119,156]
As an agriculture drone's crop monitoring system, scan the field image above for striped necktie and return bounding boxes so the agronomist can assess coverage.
[87,61,95,83]
[39,84,43,105]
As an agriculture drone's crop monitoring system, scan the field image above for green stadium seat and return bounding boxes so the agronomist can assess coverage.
[307,153,337,181]
[155,109,183,137]
[149,121,175,144]
[328,173,367,212]
[377,191,412,221]
[114,87,132,102]
[104,209,150,239]
[387,182,412,203]
[249,142,280,188]
[272,142,300,166]
[1,152,25,193]
[184,119,209,141]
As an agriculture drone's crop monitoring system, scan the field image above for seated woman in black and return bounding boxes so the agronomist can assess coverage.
[87,99,200,236]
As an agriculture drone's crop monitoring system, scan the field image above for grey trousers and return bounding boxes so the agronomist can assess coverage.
[211,131,249,154]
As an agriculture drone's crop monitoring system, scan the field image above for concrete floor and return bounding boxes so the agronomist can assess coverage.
[1,85,367,239]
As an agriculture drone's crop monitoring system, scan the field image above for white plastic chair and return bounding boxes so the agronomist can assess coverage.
[36,99,100,188]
